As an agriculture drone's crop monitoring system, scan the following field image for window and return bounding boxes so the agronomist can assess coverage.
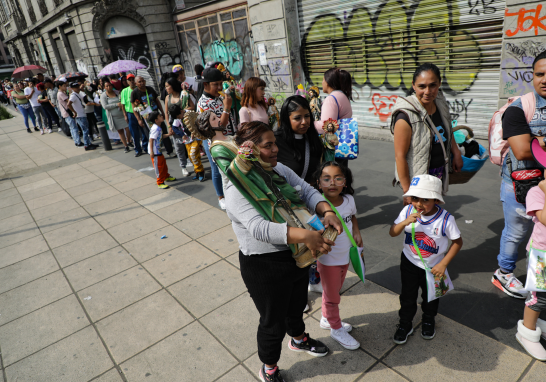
[0,0,10,22]
[176,6,252,80]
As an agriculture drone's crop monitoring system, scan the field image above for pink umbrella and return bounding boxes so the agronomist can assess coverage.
[12,65,47,78]
[98,60,147,77]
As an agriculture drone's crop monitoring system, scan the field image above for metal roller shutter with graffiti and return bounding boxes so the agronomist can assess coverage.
[108,35,157,88]
[298,0,505,138]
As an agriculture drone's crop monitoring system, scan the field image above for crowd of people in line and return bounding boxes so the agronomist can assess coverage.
[7,53,546,381]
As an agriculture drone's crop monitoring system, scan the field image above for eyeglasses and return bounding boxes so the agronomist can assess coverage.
[319,176,346,186]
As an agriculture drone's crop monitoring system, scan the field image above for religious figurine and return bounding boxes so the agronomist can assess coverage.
[267,97,280,131]
[308,86,321,122]
[184,110,227,141]
[322,118,339,150]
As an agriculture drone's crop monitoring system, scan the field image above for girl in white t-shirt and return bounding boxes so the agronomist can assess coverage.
[389,175,462,345]
[313,161,362,350]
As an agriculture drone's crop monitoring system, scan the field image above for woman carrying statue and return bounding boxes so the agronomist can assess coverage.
[210,122,343,382]
[391,63,463,204]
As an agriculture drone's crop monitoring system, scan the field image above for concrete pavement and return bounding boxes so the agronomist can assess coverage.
[0,110,543,381]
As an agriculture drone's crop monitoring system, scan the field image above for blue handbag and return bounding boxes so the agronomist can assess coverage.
[330,93,359,160]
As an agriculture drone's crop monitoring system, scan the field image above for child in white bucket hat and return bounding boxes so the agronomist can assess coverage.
[389,174,463,344]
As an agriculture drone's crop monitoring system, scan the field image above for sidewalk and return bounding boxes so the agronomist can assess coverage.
[0,111,543,381]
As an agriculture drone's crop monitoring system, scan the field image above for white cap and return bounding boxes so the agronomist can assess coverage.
[403,175,444,204]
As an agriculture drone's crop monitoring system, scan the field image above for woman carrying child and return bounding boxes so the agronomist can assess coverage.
[389,175,462,344]
[313,161,363,350]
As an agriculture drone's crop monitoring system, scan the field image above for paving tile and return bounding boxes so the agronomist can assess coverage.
[168,260,246,317]
[53,230,119,267]
[0,186,19,199]
[84,193,135,216]
[16,176,56,193]
[0,271,72,326]
[0,179,14,191]
[124,225,192,263]
[30,197,80,220]
[153,197,212,224]
[93,203,150,229]
[96,290,194,363]
[107,213,169,244]
[0,295,89,366]
[174,208,231,238]
[85,160,124,174]
[0,211,33,234]
[0,222,41,249]
[90,368,124,382]
[25,190,71,210]
[78,265,161,321]
[93,164,133,178]
[216,365,257,382]
[143,240,220,284]
[521,360,546,381]
[139,189,190,212]
[0,202,27,220]
[113,175,154,193]
[47,163,84,177]
[197,225,240,257]
[225,252,240,269]
[56,172,99,189]
[50,167,92,183]
[74,186,120,206]
[360,363,407,382]
[201,293,259,360]
[0,193,23,208]
[102,169,147,185]
[64,246,137,291]
[383,314,532,382]
[123,183,165,202]
[244,316,375,382]
[66,179,110,197]
[44,217,103,248]
[4,326,114,382]
[11,171,50,186]
[120,321,237,382]
[20,182,64,202]
[79,156,116,169]
[0,235,49,269]
[35,206,89,234]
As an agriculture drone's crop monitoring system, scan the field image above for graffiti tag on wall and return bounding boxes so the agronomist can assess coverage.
[201,39,244,76]
[505,5,546,37]
[368,94,398,122]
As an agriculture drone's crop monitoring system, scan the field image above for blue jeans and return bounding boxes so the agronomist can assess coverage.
[67,116,91,146]
[32,106,46,129]
[127,113,146,154]
[19,105,36,129]
[202,139,223,197]
[498,181,533,273]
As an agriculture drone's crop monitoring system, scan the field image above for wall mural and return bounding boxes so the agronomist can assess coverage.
[298,0,504,136]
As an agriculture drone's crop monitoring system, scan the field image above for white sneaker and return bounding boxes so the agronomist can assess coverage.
[516,320,546,361]
[303,304,310,313]
[218,198,226,210]
[58,128,62,132]
[492,269,527,299]
[47,129,52,134]
[93,134,99,140]
[330,328,360,350]
[308,283,323,293]
[40,129,44,135]
[320,316,352,332]
[181,168,190,177]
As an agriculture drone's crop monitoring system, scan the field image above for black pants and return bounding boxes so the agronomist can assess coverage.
[399,252,439,324]
[239,250,308,365]
[160,121,173,154]
[86,112,98,137]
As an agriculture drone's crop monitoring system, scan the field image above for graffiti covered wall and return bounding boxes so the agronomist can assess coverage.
[499,1,546,105]
[298,0,506,137]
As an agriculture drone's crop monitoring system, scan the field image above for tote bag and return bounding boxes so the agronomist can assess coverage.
[411,210,454,302]
[323,196,365,283]
[524,241,546,292]
[330,93,359,160]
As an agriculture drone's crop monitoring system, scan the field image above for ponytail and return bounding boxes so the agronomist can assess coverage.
[323,68,353,101]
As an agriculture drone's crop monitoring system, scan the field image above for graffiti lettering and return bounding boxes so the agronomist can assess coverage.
[503,81,518,96]
[507,70,533,83]
[155,42,168,50]
[201,39,244,77]
[505,5,546,37]
[265,76,289,91]
[505,43,526,60]
[267,59,290,75]
[368,93,398,122]
[468,0,496,16]
[447,99,473,123]
[522,40,546,57]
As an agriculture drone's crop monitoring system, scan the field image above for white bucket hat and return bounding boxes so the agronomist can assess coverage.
[403,175,445,204]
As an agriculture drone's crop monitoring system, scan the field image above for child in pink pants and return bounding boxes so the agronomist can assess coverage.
[314,161,362,350]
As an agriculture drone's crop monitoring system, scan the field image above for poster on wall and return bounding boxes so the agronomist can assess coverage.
[257,44,267,66]
[36,38,47,62]
[175,0,185,10]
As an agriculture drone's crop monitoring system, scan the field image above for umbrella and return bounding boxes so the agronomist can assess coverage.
[98,60,146,77]
[12,65,47,78]
[55,72,88,82]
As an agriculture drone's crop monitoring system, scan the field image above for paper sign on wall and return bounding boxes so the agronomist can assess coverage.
[257,43,267,65]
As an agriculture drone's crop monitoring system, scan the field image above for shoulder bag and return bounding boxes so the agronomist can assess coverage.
[322,195,365,283]
[330,93,359,160]
[525,240,546,292]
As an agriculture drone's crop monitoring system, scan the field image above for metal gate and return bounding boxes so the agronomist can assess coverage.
[298,0,505,138]
[109,34,157,89]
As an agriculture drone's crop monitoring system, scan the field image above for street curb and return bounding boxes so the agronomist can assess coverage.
[359,127,393,142]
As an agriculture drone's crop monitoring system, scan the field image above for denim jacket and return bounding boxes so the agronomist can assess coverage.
[502,90,546,184]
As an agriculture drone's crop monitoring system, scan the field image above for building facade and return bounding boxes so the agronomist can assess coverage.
[3,0,546,138]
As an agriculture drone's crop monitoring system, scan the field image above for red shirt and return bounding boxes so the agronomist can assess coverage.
[111,80,122,91]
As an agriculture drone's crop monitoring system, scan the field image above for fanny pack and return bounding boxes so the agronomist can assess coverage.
[18,103,30,109]
[508,155,544,204]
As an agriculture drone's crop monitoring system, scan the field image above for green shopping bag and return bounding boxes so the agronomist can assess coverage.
[410,208,454,302]
[323,195,365,283]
